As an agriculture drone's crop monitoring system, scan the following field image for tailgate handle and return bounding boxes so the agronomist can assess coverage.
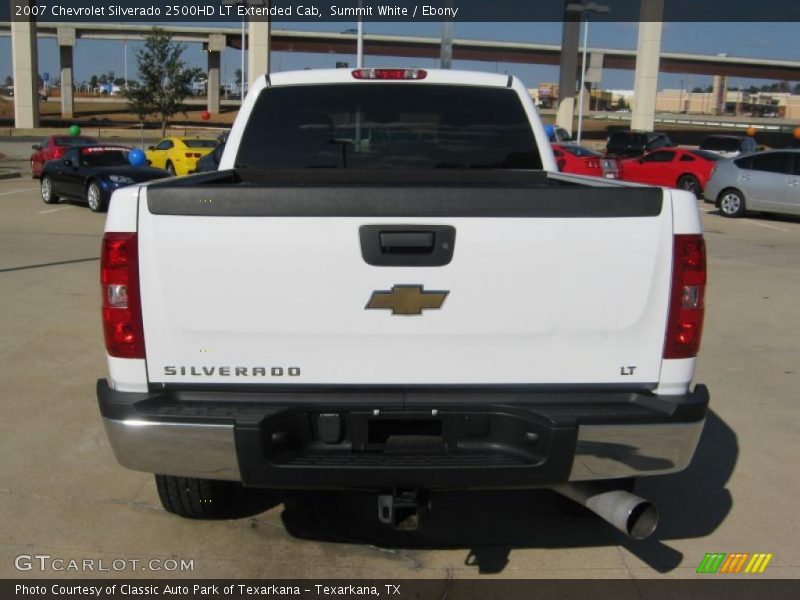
[379,231,435,254]
[360,225,456,267]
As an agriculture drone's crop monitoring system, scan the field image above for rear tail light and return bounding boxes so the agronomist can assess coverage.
[664,234,706,359]
[52,147,66,158]
[101,233,145,359]
[185,152,201,158]
[352,68,427,80]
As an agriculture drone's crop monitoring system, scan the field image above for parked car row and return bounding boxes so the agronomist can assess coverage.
[550,128,798,218]
[40,145,169,212]
[34,135,225,212]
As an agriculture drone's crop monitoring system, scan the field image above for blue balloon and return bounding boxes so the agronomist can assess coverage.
[544,124,555,140]
[128,148,146,167]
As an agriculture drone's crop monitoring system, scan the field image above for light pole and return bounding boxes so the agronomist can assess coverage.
[123,40,128,88]
[569,2,609,144]
[356,0,364,67]
[241,17,246,96]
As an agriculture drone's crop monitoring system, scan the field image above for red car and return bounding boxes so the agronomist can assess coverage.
[552,143,620,179]
[30,135,98,178]
[618,147,720,196]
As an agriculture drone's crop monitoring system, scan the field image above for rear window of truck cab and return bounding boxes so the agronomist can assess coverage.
[235,84,542,170]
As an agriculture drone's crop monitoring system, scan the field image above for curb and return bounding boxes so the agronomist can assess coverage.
[0,170,22,180]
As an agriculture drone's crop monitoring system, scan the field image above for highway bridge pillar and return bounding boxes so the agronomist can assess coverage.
[248,18,271,92]
[556,10,581,135]
[631,0,664,131]
[10,2,40,129]
[57,27,76,120]
[206,34,225,114]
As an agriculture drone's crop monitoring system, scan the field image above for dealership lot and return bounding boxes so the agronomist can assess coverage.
[1,177,798,579]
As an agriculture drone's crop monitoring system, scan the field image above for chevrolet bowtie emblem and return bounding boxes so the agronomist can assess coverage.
[365,285,449,316]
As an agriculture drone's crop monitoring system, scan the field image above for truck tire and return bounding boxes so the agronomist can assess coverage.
[155,474,237,519]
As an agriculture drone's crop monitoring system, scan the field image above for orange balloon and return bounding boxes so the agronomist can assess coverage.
[746,127,757,137]
[794,127,800,140]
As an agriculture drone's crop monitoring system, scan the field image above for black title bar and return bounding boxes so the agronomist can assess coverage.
[5,0,800,22]
[6,580,800,600]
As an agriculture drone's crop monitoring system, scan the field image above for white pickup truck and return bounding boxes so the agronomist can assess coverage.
[97,68,708,539]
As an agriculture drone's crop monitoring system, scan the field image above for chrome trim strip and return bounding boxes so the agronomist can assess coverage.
[102,418,241,481]
[569,419,706,481]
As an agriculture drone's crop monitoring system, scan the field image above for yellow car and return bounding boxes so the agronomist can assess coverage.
[145,137,217,176]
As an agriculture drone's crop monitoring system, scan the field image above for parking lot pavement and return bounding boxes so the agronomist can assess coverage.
[1,177,799,579]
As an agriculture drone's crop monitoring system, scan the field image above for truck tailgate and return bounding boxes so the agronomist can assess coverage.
[138,174,672,387]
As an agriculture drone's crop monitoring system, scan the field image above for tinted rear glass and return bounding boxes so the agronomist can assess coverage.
[700,137,740,152]
[236,84,542,170]
[54,136,97,147]
[561,145,601,158]
[608,132,647,145]
[749,153,790,174]
[184,139,217,148]
[79,149,129,167]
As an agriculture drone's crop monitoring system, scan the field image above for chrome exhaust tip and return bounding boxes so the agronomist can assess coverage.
[551,483,659,540]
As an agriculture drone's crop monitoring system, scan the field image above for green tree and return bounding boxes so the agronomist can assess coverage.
[234,68,243,92]
[125,27,200,137]
[4,75,12,87]
[90,75,99,91]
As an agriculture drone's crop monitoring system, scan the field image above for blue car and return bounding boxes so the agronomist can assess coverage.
[40,145,170,212]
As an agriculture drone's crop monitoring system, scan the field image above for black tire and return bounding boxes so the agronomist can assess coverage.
[155,474,238,519]
[677,174,701,197]
[718,188,746,218]
[165,160,176,176]
[86,180,108,213]
[40,175,59,204]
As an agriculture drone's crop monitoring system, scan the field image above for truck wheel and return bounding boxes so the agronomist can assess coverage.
[718,188,746,218]
[155,474,237,519]
[41,175,59,204]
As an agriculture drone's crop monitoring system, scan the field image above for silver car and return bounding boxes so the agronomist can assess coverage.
[705,150,800,218]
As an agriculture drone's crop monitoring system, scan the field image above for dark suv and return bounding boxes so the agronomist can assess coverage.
[605,131,675,158]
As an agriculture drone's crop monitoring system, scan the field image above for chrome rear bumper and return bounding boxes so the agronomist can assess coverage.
[98,382,708,488]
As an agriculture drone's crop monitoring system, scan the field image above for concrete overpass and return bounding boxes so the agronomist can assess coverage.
[5,22,800,80]
[4,17,800,129]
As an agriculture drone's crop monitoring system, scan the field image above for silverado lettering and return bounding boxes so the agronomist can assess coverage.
[163,366,300,377]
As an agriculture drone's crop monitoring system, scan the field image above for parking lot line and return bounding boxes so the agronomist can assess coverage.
[740,219,791,233]
[0,187,39,197]
[38,206,72,215]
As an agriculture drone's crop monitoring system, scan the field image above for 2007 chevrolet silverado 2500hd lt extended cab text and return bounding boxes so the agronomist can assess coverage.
[97,68,708,539]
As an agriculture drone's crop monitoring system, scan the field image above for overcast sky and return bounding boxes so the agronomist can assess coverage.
[1,21,798,91]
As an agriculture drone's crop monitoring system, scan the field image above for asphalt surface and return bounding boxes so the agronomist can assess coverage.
[0,175,798,580]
